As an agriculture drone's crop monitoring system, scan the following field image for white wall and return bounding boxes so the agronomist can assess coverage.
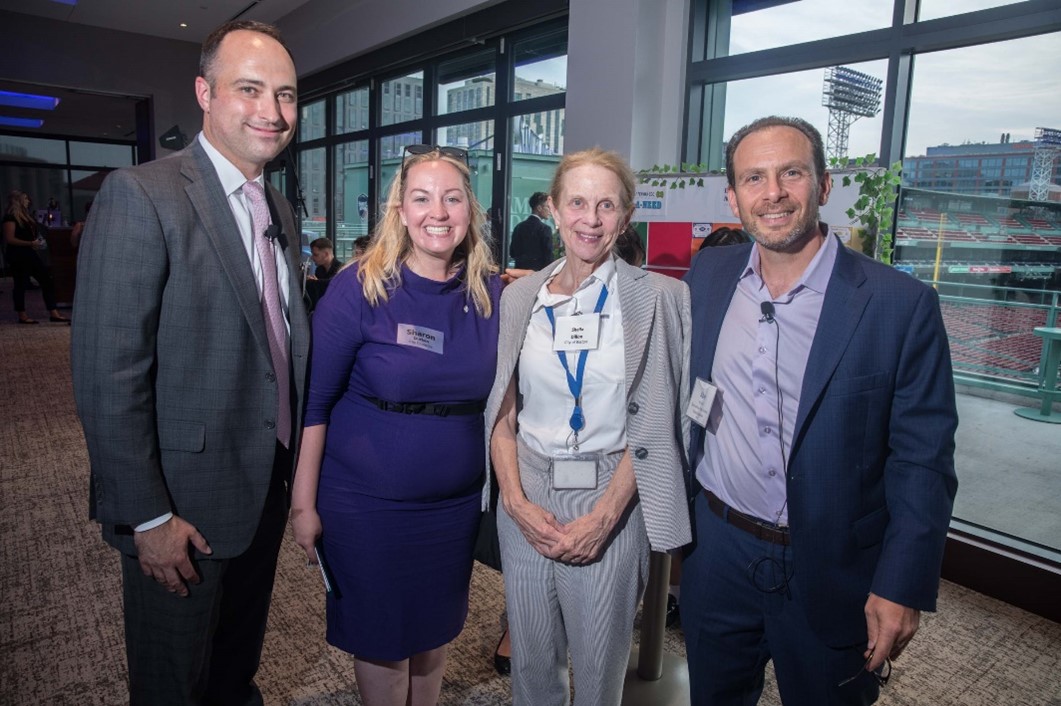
[564,0,688,169]
[0,10,202,154]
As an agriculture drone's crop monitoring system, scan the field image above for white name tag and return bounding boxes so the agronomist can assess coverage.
[552,454,598,490]
[686,377,718,428]
[552,314,601,352]
[397,324,444,354]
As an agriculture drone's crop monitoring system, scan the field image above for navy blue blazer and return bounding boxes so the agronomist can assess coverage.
[685,236,958,647]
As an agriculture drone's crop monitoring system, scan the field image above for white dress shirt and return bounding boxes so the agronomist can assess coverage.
[517,257,627,456]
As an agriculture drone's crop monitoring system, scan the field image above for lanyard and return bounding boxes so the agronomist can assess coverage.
[544,282,609,445]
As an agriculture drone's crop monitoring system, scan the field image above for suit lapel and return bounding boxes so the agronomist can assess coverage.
[180,142,272,361]
[617,259,655,397]
[791,244,870,454]
[694,245,750,384]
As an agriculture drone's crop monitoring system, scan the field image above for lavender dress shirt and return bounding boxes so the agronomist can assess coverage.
[695,230,839,525]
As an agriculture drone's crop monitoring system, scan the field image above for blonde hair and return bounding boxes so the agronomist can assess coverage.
[5,190,33,227]
[548,147,637,221]
[355,149,496,317]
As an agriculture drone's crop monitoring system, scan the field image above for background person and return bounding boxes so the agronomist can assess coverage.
[681,115,957,705]
[614,224,646,267]
[509,191,554,271]
[486,147,691,706]
[291,145,501,706]
[698,225,751,251]
[3,190,68,324]
[71,20,308,705]
[353,235,371,258]
[309,236,343,281]
[304,236,345,310]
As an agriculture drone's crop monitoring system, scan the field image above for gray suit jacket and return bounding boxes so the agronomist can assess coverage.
[484,258,692,552]
[72,140,310,558]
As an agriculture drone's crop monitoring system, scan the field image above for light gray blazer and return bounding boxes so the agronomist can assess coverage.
[72,140,310,558]
[483,258,692,552]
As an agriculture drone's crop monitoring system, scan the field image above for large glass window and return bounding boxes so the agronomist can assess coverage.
[300,99,326,142]
[918,0,1027,22]
[1,133,135,225]
[437,51,495,116]
[299,147,327,242]
[335,87,369,135]
[294,19,566,269]
[437,120,493,152]
[0,134,66,163]
[512,30,567,102]
[68,141,133,168]
[728,0,891,56]
[898,31,1061,552]
[381,72,424,126]
[377,131,421,211]
[507,111,564,266]
[334,141,369,260]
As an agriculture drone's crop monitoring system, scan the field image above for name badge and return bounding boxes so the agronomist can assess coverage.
[686,377,718,428]
[552,314,601,352]
[397,324,444,354]
[552,453,599,490]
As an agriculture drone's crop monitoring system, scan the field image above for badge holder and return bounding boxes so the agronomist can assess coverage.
[545,283,609,491]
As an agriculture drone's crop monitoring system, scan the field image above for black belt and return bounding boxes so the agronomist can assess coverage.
[362,395,485,417]
[704,489,790,546]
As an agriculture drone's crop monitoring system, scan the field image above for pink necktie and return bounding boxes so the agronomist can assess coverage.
[243,180,291,448]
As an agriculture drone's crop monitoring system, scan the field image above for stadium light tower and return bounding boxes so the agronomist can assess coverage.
[821,66,883,162]
[1029,127,1061,202]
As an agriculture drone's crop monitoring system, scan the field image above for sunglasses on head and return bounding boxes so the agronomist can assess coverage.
[402,144,469,168]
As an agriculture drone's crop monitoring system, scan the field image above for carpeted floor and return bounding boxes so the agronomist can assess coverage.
[1,289,1059,705]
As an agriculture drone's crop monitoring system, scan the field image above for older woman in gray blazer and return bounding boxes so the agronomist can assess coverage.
[485,148,691,706]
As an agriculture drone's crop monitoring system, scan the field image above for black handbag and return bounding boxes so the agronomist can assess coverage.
[473,479,502,572]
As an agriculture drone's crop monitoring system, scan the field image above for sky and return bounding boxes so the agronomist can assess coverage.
[724,0,1060,158]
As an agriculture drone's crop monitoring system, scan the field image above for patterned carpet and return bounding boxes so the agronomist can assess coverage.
[1,287,1059,705]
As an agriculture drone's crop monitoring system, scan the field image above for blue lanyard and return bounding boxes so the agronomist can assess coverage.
[544,282,609,438]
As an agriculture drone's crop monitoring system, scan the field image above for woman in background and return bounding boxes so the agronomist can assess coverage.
[291,145,501,706]
[3,190,68,324]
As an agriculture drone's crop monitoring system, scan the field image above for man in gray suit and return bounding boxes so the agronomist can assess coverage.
[72,20,308,705]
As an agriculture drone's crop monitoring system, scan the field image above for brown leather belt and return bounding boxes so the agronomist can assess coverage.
[704,489,790,546]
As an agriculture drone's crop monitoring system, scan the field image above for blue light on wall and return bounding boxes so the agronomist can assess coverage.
[0,116,45,129]
[0,90,61,111]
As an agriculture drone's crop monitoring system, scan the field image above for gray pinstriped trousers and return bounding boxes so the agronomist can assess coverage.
[498,438,650,706]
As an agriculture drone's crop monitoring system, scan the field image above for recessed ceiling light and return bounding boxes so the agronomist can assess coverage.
[0,116,45,129]
[0,90,60,111]
[180,23,188,28]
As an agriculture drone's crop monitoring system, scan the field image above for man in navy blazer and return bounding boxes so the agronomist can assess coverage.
[72,20,308,705]
[681,116,957,705]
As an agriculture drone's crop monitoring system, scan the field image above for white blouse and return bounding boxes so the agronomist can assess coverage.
[517,257,627,456]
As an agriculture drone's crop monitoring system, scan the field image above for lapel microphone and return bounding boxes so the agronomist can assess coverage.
[264,224,288,251]
[760,301,776,323]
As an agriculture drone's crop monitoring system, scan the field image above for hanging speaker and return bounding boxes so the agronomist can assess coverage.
[159,125,188,151]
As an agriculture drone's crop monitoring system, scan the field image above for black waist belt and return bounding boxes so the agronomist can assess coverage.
[704,489,791,546]
[362,395,485,417]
